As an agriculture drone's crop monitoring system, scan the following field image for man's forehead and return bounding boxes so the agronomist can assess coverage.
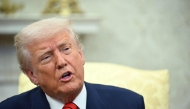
[56,38,70,46]
[31,38,72,58]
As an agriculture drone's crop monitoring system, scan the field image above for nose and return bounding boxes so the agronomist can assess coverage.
[55,50,67,70]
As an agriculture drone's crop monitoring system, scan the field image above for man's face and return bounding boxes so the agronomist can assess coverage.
[26,30,85,101]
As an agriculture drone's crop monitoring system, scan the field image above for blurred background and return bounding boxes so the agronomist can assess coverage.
[0,0,189,109]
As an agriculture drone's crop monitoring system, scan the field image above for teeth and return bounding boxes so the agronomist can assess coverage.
[62,72,71,78]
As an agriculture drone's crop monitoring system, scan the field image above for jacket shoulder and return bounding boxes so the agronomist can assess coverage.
[0,87,39,109]
[87,83,145,109]
[92,83,142,98]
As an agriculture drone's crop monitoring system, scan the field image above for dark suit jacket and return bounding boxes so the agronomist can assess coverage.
[0,82,145,109]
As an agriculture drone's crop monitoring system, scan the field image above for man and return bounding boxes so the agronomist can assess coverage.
[0,17,145,109]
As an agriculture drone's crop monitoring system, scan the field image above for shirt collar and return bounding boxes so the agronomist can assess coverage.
[45,83,87,109]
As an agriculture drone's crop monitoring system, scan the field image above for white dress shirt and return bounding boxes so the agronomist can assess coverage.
[45,84,87,109]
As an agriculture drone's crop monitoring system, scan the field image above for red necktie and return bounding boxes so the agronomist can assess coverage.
[62,102,78,109]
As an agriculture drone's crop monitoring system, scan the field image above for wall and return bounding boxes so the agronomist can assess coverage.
[0,0,190,109]
[80,1,190,109]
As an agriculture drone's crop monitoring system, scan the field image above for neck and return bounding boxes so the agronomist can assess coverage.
[45,86,82,104]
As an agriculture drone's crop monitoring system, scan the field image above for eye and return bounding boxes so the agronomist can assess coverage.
[64,47,70,51]
[39,54,52,64]
[42,55,50,60]
[61,46,71,54]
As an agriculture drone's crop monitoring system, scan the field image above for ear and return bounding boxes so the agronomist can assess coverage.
[23,69,39,85]
[78,50,85,65]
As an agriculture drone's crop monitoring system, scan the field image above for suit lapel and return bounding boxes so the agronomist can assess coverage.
[30,83,107,109]
[31,87,50,109]
[85,82,107,109]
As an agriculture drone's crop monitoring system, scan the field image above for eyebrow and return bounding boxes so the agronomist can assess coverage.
[56,39,69,48]
[36,48,52,60]
[36,39,70,59]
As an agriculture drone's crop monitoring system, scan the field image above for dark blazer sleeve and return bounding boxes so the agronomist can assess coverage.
[139,95,145,109]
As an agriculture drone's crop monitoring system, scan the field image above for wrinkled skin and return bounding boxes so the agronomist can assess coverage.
[25,30,85,103]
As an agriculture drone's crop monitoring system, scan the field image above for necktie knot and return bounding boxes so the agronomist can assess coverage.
[62,102,78,109]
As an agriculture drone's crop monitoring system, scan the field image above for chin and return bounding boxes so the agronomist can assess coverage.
[59,81,83,94]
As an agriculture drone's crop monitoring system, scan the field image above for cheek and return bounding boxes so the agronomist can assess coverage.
[35,63,56,79]
[67,53,84,76]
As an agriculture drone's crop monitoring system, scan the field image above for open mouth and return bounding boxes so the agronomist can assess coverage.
[62,71,72,79]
